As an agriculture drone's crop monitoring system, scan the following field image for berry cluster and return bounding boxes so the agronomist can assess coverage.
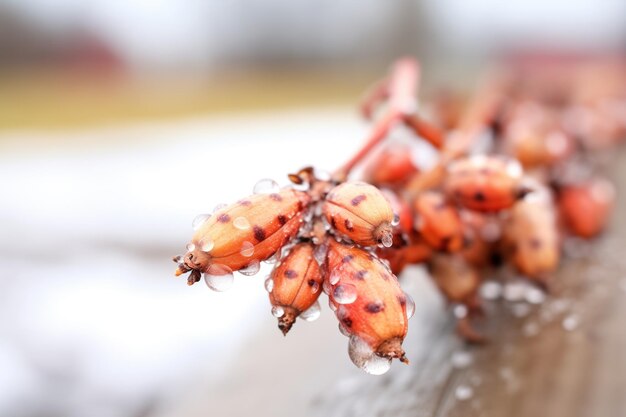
[174,57,625,374]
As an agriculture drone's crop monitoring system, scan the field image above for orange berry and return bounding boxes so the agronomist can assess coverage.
[268,242,323,334]
[502,185,559,282]
[445,155,527,212]
[413,191,464,252]
[175,188,310,284]
[362,145,419,188]
[429,255,481,305]
[323,181,394,247]
[325,240,410,370]
[558,178,615,238]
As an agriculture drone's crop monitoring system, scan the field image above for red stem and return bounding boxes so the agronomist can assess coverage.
[333,58,421,181]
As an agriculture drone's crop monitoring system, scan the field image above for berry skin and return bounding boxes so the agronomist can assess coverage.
[175,188,310,283]
[268,242,323,335]
[429,255,481,306]
[445,155,528,212]
[325,240,409,364]
[558,178,615,239]
[377,236,432,275]
[502,184,559,284]
[413,191,464,252]
[362,145,419,189]
[323,181,394,247]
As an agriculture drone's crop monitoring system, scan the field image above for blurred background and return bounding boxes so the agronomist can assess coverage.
[0,1,625,417]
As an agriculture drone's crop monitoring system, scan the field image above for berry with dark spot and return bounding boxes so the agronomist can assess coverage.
[413,191,463,252]
[323,181,394,247]
[445,155,525,212]
[175,188,310,281]
[326,240,409,364]
[269,242,323,335]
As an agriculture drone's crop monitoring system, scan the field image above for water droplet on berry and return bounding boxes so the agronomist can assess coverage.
[213,203,227,213]
[313,244,328,265]
[203,264,234,292]
[338,322,350,337]
[234,216,250,230]
[253,179,280,194]
[328,298,338,312]
[381,233,393,248]
[264,252,279,264]
[329,272,340,286]
[240,241,255,257]
[186,243,196,252]
[192,214,211,230]
[272,306,285,318]
[455,385,474,401]
[392,214,400,226]
[404,292,416,319]
[348,336,391,375]
[323,279,332,295]
[300,301,321,322]
[333,284,357,304]
[309,281,320,294]
[239,260,261,276]
[264,277,274,292]
[200,239,214,252]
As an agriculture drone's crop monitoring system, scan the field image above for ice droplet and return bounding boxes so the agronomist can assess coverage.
[272,306,285,318]
[338,322,351,337]
[329,272,341,286]
[186,243,196,252]
[455,385,474,401]
[264,252,279,264]
[203,264,234,292]
[200,239,214,252]
[348,336,391,375]
[192,214,211,230]
[264,277,274,293]
[503,281,527,302]
[213,203,227,213]
[234,216,251,230]
[562,314,579,331]
[253,179,280,195]
[333,284,357,304]
[300,301,321,322]
[322,279,332,295]
[381,233,393,248]
[525,287,546,304]
[313,244,328,265]
[480,281,502,300]
[404,292,416,319]
[451,351,473,369]
[240,241,255,257]
[239,260,261,276]
[454,304,468,319]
